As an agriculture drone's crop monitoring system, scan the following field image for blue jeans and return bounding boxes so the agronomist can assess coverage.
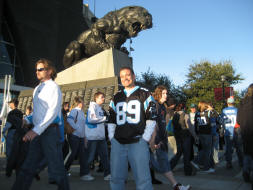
[150,148,171,173]
[12,126,69,190]
[170,136,192,175]
[199,134,213,170]
[87,139,110,176]
[36,142,64,183]
[110,138,153,190]
[6,129,16,159]
[224,135,243,165]
[65,134,89,176]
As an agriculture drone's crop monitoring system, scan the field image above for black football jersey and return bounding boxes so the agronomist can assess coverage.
[108,86,157,144]
[195,110,212,134]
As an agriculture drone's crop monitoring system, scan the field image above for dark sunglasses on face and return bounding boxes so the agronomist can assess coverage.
[36,68,46,72]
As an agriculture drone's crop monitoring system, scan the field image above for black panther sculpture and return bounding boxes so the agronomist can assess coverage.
[63,6,152,68]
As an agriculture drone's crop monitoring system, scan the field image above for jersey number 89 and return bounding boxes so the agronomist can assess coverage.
[116,100,141,125]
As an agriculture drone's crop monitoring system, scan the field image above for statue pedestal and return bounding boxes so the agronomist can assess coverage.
[55,48,132,85]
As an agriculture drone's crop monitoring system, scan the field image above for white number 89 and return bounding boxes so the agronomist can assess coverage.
[116,100,141,125]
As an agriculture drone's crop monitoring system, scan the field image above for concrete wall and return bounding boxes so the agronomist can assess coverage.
[18,76,119,114]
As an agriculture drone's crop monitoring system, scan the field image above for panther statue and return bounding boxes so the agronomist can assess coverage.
[63,6,152,68]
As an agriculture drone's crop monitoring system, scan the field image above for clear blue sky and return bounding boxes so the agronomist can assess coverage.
[84,0,253,91]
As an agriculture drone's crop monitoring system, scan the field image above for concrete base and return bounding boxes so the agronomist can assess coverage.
[55,48,132,85]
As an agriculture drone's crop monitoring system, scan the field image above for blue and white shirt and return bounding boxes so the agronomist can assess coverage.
[67,107,86,138]
[221,106,237,137]
[32,79,62,135]
[85,102,107,140]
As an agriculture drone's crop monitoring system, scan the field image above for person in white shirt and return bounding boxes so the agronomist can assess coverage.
[64,96,90,180]
[12,58,69,190]
[85,92,111,181]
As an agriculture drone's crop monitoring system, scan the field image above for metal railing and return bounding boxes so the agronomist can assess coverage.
[0,75,12,156]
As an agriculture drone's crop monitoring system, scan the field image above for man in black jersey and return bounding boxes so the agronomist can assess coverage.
[108,67,156,190]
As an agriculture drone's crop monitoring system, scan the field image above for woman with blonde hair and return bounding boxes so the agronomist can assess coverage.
[64,96,90,180]
[195,101,214,173]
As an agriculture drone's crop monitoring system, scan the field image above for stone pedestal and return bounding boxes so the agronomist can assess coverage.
[18,48,130,114]
[55,48,132,85]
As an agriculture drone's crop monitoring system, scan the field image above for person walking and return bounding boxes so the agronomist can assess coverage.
[85,91,111,180]
[195,101,214,173]
[11,58,69,190]
[170,103,196,176]
[150,85,191,190]
[107,67,156,190]
[5,105,31,178]
[2,98,23,159]
[186,103,200,169]
[187,103,199,146]
[221,96,243,169]
[61,102,70,160]
[207,103,220,166]
[64,96,90,180]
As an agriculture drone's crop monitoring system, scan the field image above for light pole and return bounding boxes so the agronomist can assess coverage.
[221,75,226,109]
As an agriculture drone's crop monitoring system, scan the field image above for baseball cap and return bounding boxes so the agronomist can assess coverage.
[190,103,196,108]
[227,96,234,104]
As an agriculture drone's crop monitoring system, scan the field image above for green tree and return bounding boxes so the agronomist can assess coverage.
[183,60,243,112]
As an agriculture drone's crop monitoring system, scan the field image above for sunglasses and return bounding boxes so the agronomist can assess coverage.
[36,68,46,72]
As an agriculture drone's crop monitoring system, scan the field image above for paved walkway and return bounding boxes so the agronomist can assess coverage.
[0,154,251,190]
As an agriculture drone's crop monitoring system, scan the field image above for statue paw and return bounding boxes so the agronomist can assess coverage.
[63,41,81,68]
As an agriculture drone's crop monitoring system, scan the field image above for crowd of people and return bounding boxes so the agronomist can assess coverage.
[1,58,253,190]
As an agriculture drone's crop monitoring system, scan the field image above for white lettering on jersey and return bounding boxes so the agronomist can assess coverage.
[197,116,207,126]
[224,115,236,127]
[116,100,141,125]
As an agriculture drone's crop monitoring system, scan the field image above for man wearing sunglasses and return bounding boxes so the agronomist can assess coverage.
[12,59,70,190]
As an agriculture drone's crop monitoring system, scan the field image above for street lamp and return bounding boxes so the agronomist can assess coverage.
[221,75,226,109]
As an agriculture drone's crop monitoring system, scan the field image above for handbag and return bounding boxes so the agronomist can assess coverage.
[64,111,78,134]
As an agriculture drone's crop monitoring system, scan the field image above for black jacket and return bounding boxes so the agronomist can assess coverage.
[6,125,31,177]
[155,103,168,151]
[172,111,191,139]
[6,109,23,130]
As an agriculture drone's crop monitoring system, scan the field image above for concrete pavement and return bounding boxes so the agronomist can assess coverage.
[0,154,251,190]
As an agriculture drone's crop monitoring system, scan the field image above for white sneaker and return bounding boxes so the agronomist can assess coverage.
[67,172,71,177]
[190,161,200,170]
[200,168,215,174]
[80,174,95,181]
[104,174,111,181]
[179,185,191,190]
[174,184,191,190]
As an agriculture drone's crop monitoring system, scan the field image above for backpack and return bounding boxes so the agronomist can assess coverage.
[64,111,78,134]
[172,111,191,138]
[172,112,187,131]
